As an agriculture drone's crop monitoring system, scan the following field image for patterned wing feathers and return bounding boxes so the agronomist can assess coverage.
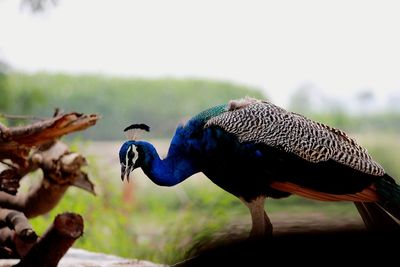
[205,99,385,176]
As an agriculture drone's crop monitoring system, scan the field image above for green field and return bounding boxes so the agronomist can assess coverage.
[0,72,264,140]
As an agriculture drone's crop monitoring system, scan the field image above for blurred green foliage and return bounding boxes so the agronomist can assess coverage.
[0,72,264,139]
[0,65,9,111]
[311,112,400,135]
[2,72,400,140]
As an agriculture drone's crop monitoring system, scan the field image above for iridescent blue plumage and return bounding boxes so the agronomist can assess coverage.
[119,104,229,186]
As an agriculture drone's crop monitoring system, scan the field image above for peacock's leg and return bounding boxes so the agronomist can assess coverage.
[263,210,273,235]
[241,196,271,237]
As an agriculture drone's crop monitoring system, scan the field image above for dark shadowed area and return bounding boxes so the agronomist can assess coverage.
[176,228,400,266]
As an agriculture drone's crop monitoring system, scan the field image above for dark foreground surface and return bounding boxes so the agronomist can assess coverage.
[174,229,400,266]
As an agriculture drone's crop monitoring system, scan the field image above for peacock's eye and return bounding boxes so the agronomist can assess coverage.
[128,149,135,160]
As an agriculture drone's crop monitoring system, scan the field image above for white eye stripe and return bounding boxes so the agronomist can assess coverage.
[125,146,131,168]
[131,145,139,165]
[125,145,139,167]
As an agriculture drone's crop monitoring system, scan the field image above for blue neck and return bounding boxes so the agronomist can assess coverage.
[137,141,199,186]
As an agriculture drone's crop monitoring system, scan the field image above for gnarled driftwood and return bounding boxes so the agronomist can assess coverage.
[0,111,99,265]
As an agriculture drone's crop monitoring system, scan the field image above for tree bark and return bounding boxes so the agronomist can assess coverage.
[14,212,84,267]
[0,112,98,151]
[0,209,38,258]
[0,209,37,240]
[0,141,95,218]
[0,111,98,261]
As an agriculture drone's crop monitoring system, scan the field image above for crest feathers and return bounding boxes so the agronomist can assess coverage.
[123,124,150,140]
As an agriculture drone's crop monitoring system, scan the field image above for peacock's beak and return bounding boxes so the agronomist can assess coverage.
[121,165,127,181]
[121,164,132,182]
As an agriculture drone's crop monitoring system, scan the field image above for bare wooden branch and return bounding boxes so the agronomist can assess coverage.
[0,112,99,151]
[14,212,84,267]
[0,181,70,219]
[0,112,97,259]
[0,141,95,218]
[0,210,37,240]
[0,169,21,195]
[0,209,38,258]
[0,228,15,258]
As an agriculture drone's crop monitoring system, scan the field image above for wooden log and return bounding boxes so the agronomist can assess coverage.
[0,112,97,259]
[14,212,84,267]
[0,209,38,258]
[0,141,95,218]
[0,112,99,152]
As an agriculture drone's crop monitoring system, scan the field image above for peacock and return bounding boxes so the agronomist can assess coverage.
[119,97,400,236]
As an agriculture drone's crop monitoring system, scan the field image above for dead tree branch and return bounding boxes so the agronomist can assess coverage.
[0,111,98,261]
[14,212,84,267]
[0,209,38,258]
[0,140,95,217]
[0,112,98,149]
[0,209,36,240]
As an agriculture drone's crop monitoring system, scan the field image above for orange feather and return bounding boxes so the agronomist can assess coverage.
[270,182,379,202]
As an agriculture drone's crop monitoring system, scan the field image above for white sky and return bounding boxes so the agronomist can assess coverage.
[1,0,400,107]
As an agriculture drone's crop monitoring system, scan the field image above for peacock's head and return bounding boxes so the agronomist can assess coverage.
[119,124,150,181]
